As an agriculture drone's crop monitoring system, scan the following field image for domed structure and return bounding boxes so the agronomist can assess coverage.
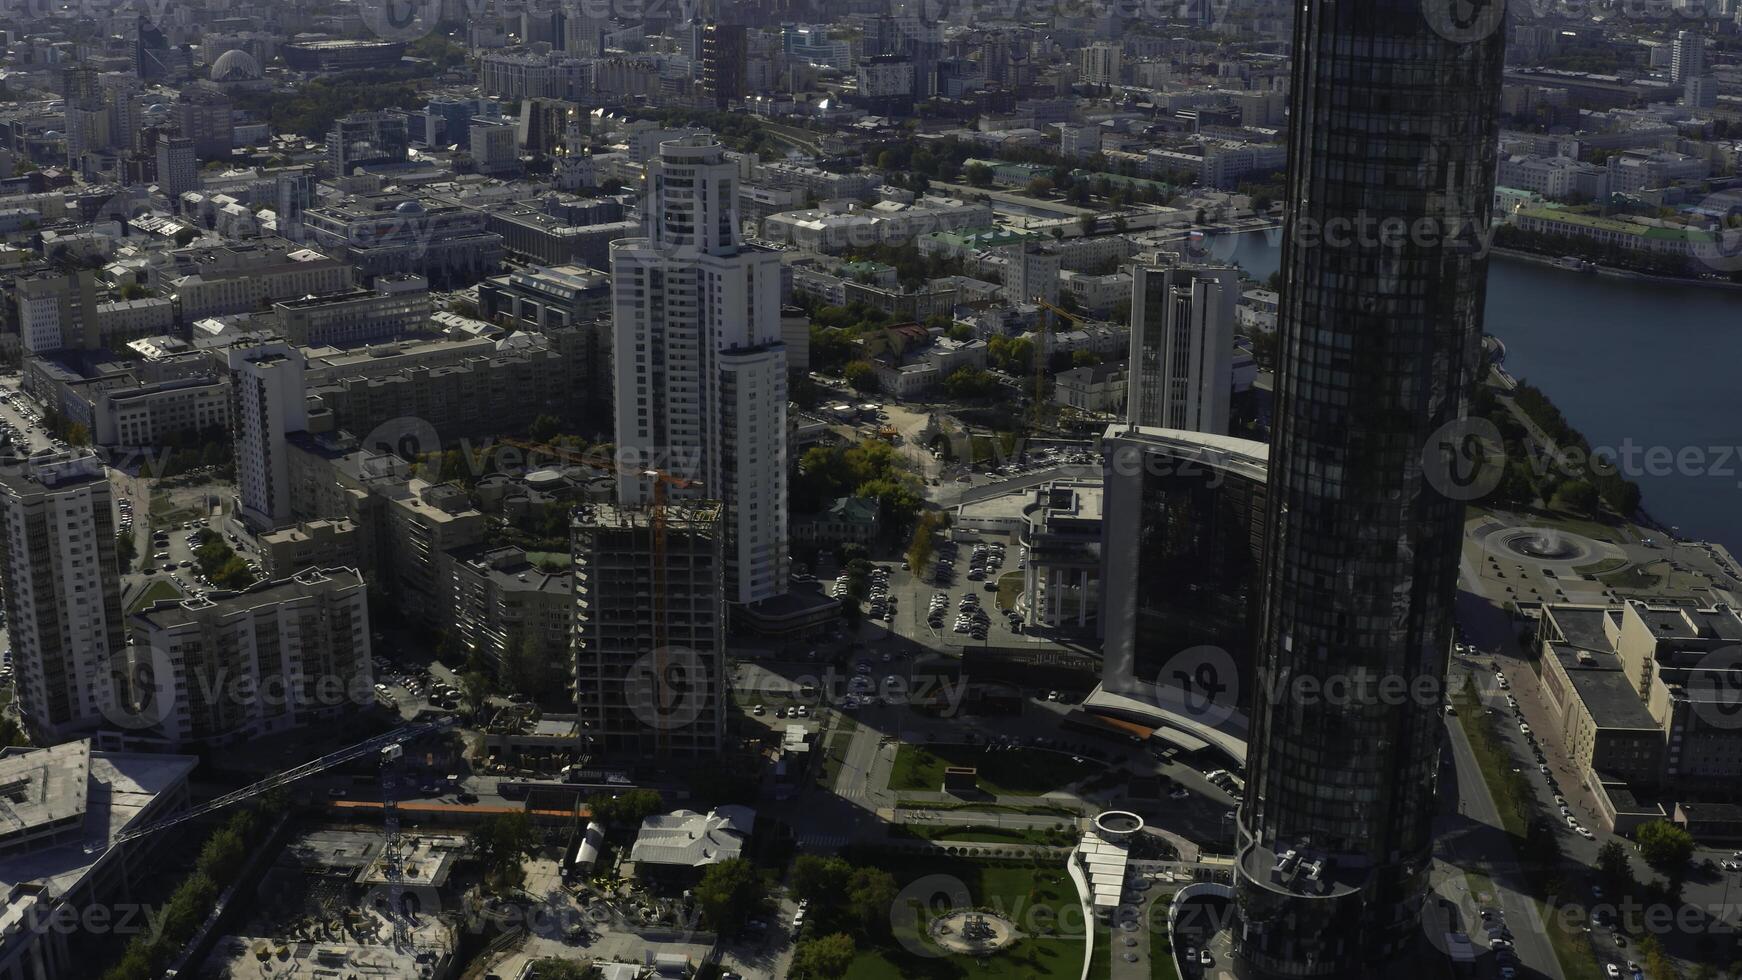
[211,49,262,82]
[393,200,425,215]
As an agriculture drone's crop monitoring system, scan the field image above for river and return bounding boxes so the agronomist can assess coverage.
[1215,230,1742,553]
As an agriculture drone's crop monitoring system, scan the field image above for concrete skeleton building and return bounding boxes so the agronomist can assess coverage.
[0,452,128,746]
[571,503,726,764]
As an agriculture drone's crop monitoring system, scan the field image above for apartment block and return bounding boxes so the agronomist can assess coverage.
[0,452,127,745]
[124,567,373,750]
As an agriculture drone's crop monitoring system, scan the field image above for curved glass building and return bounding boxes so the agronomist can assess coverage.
[1231,0,1505,974]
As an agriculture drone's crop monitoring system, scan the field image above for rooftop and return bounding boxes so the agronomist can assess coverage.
[629,806,754,869]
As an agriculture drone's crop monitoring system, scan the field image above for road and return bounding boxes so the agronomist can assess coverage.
[1438,699,1565,980]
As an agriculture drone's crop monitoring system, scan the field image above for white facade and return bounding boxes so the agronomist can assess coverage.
[0,453,127,744]
[611,135,789,605]
[1006,244,1061,307]
[1128,265,1236,435]
[228,342,309,530]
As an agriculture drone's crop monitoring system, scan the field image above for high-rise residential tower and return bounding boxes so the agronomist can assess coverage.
[610,135,788,607]
[1230,0,1505,974]
[1127,265,1238,434]
[228,342,310,531]
[0,451,127,744]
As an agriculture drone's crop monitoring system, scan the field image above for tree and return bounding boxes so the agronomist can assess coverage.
[695,858,765,934]
[528,414,562,444]
[173,227,199,247]
[459,670,494,718]
[586,788,664,827]
[905,511,940,574]
[846,868,897,935]
[1596,840,1634,893]
[1026,176,1055,197]
[115,530,138,573]
[965,163,994,187]
[502,633,553,699]
[1072,349,1100,368]
[471,811,533,891]
[1635,820,1695,871]
[790,855,853,908]
[792,933,856,979]
[843,360,879,394]
[526,959,597,980]
[1550,478,1599,514]
[1077,213,1097,236]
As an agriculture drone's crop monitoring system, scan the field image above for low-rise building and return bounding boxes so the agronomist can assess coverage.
[0,741,197,980]
[1054,362,1127,414]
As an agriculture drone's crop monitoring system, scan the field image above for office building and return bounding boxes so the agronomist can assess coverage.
[0,452,127,745]
[701,23,747,108]
[571,503,726,764]
[167,241,352,320]
[15,271,99,355]
[610,135,789,607]
[325,111,410,177]
[275,171,314,243]
[468,115,520,175]
[300,194,504,289]
[1672,30,1706,84]
[1006,244,1061,308]
[478,263,612,329]
[271,277,433,347]
[1227,0,1506,971]
[124,568,372,751]
[1080,42,1121,86]
[1099,425,1267,715]
[154,134,197,202]
[1127,265,1237,434]
[228,342,309,530]
[173,87,233,159]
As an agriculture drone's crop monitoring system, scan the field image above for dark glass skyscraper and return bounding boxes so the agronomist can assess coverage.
[1231,0,1505,975]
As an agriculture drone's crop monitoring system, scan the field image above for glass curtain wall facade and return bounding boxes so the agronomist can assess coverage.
[1231,0,1505,974]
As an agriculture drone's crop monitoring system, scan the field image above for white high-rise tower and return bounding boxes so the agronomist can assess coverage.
[227,342,309,531]
[611,134,789,606]
[0,451,128,744]
[1127,264,1238,434]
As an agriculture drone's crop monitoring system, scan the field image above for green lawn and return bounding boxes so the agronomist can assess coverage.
[127,579,184,613]
[1452,683,1532,837]
[1539,897,1606,980]
[1151,921,1181,980]
[891,744,1084,796]
[842,857,1085,980]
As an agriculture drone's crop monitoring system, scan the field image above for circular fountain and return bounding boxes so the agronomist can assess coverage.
[928,909,1020,955]
[1505,528,1588,561]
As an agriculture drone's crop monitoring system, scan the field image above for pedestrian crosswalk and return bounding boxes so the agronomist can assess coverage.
[796,831,848,851]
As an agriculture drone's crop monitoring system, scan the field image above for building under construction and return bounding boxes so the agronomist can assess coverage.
[571,502,727,766]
